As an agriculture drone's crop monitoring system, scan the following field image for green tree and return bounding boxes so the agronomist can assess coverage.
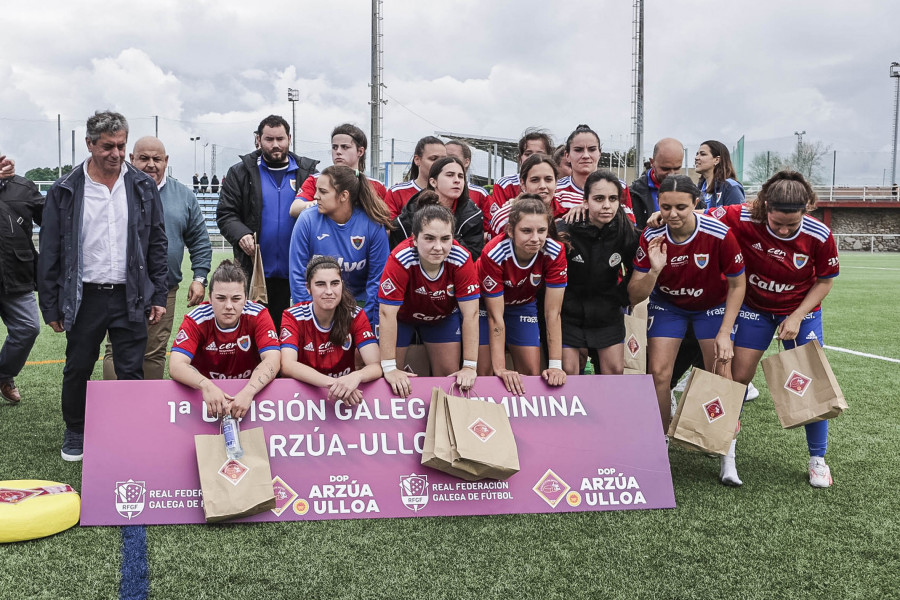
[24,165,73,182]
[746,151,786,184]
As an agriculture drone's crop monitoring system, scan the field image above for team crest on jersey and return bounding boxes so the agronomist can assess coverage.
[793,253,809,269]
[446,284,455,296]
[350,235,365,250]
[289,178,297,191]
[175,329,189,345]
[530,273,542,287]
[694,254,709,269]
[609,253,622,268]
[342,335,352,351]
[482,276,498,292]
[380,278,397,295]
[237,335,251,352]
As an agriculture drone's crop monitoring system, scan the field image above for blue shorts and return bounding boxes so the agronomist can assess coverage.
[478,301,540,347]
[733,305,823,351]
[647,299,730,340]
[396,310,461,347]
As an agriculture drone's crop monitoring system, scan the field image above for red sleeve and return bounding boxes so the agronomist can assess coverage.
[477,254,504,297]
[171,314,202,358]
[385,189,403,220]
[721,231,745,277]
[544,242,568,287]
[296,175,316,202]
[352,310,378,348]
[621,185,636,224]
[708,203,740,227]
[454,259,481,302]
[815,234,840,279]
[633,232,652,272]
[370,179,387,200]
[253,308,280,353]
[280,308,300,349]
[378,253,410,304]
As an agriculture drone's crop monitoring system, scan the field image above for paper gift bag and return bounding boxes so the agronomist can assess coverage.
[623,300,649,374]
[762,339,847,429]
[194,426,276,523]
[421,387,520,480]
[668,366,746,455]
[249,234,268,303]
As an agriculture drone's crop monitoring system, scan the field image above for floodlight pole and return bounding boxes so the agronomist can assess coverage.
[190,137,200,173]
[288,88,300,154]
[890,62,900,187]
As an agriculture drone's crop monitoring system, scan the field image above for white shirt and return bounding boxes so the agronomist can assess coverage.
[81,161,128,284]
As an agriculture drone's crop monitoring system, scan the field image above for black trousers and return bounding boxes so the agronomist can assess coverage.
[264,276,291,331]
[61,286,147,433]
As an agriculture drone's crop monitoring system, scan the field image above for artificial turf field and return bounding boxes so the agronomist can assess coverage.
[0,251,897,599]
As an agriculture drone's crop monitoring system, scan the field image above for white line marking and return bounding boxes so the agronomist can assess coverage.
[824,345,900,364]
[841,266,900,271]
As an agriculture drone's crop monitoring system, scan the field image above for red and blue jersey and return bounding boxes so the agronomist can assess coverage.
[468,182,490,212]
[171,301,279,379]
[379,238,480,323]
[634,214,744,311]
[477,234,567,306]
[295,173,387,204]
[280,301,377,377]
[484,174,520,229]
[384,180,423,220]
[488,197,567,238]
[708,204,839,315]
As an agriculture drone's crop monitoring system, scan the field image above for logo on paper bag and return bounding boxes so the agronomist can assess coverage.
[468,418,496,443]
[784,370,812,397]
[115,479,146,519]
[399,474,429,512]
[0,488,41,504]
[626,334,641,358]
[350,235,365,250]
[532,469,571,508]
[702,397,725,423]
[219,459,250,486]
[271,476,298,517]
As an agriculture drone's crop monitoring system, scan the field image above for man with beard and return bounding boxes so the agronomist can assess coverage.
[217,115,318,329]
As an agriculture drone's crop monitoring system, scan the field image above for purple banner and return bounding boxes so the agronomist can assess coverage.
[81,375,675,525]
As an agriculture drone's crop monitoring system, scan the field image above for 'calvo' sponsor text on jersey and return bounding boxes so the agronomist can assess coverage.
[748,273,795,293]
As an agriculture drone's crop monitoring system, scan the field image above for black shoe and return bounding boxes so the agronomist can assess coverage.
[61,429,84,462]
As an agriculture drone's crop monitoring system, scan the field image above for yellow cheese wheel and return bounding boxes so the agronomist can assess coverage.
[0,480,81,543]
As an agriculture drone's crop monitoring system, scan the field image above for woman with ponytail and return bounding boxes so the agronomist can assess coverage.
[289,165,391,328]
[281,256,381,406]
[384,136,447,219]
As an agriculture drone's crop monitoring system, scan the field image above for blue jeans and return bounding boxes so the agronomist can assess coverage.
[0,291,41,381]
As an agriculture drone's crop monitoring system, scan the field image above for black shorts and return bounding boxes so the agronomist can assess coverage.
[562,316,625,350]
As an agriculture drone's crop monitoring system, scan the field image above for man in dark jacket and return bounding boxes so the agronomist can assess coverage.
[216,115,318,329]
[38,110,168,461]
[0,156,43,404]
[629,138,685,229]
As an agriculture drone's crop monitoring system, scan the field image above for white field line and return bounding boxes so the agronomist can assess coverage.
[840,266,900,271]
[824,345,900,364]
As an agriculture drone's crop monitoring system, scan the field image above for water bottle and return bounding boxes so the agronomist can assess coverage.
[222,415,244,459]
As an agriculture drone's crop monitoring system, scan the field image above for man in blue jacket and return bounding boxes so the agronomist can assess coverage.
[216,115,318,330]
[38,110,168,461]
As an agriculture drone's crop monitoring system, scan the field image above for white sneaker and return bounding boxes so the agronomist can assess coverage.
[809,456,833,488]
[745,381,760,401]
[670,389,678,418]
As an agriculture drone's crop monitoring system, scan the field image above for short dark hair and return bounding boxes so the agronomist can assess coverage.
[411,191,456,236]
[257,115,290,137]
[331,123,368,171]
[658,174,701,201]
[565,124,601,153]
[86,110,128,143]
[518,128,554,159]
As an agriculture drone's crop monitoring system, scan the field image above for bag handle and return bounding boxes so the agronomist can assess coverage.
[446,382,471,399]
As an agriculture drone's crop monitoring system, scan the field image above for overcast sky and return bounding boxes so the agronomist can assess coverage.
[1,0,898,185]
